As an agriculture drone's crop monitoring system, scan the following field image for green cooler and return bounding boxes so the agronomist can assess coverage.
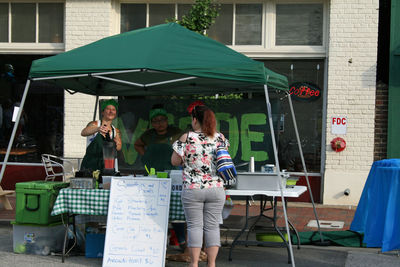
[15,181,69,225]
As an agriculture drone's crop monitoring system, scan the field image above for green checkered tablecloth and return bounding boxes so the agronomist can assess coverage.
[169,192,185,221]
[51,188,109,216]
[51,188,185,221]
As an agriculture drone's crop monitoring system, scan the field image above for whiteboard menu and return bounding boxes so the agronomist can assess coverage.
[103,177,171,267]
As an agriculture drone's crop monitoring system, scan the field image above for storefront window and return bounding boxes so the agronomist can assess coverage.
[0,4,8,42]
[0,55,64,163]
[177,4,191,19]
[119,1,326,50]
[116,97,281,172]
[208,4,263,45]
[38,3,64,43]
[259,59,325,173]
[1,2,64,44]
[149,4,175,27]
[235,4,262,45]
[120,4,146,32]
[207,4,233,45]
[275,4,323,46]
[11,3,36,43]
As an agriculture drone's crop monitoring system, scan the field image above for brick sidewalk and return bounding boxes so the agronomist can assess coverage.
[229,201,356,232]
[1,195,357,233]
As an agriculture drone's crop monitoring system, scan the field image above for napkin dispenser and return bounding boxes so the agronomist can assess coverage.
[69,177,96,189]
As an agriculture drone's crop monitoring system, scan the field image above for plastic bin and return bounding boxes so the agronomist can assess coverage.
[15,181,69,225]
[12,221,65,255]
[85,233,105,258]
[236,172,288,191]
[256,232,288,242]
[69,177,96,189]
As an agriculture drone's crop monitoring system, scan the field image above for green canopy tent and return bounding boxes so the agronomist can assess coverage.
[28,23,287,95]
[0,23,325,265]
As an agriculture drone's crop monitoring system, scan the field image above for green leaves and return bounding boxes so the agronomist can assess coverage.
[167,0,220,35]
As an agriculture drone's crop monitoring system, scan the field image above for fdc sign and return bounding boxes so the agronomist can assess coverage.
[331,116,347,135]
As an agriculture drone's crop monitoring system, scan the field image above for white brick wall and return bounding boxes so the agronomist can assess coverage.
[60,0,380,205]
[64,0,112,158]
[323,0,379,204]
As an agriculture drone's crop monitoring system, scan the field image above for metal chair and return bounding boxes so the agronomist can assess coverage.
[0,185,14,210]
[41,154,75,182]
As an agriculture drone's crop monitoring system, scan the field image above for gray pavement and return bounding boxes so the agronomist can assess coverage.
[1,221,399,267]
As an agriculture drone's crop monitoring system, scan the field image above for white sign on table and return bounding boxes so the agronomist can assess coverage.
[103,177,171,267]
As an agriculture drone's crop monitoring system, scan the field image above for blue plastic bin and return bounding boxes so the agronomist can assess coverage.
[85,233,105,258]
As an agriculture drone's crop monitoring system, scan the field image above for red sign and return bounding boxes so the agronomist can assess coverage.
[332,117,347,125]
[289,82,321,102]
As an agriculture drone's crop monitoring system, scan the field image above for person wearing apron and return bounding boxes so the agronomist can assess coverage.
[80,99,122,171]
[134,105,187,252]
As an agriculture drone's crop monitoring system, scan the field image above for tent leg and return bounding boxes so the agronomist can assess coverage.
[93,95,99,121]
[264,85,296,267]
[286,92,329,246]
[0,79,31,184]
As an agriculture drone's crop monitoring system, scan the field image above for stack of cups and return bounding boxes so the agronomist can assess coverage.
[249,157,255,172]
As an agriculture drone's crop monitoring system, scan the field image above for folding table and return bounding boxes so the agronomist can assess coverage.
[226,185,307,264]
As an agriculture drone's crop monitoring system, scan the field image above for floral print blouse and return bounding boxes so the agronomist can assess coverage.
[172,131,228,189]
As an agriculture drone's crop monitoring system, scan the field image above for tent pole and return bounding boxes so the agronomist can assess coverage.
[146,76,197,87]
[93,96,99,121]
[264,85,295,267]
[0,79,31,184]
[93,75,145,87]
[287,92,328,245]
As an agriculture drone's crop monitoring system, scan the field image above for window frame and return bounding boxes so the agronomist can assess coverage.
[0,0,65,54]
[269,0,327,55]
[117,0,328,58]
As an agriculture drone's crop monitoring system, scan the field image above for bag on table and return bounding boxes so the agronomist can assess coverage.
[216,143,237,186]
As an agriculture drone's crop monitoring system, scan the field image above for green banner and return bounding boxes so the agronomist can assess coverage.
[116,98,280,171]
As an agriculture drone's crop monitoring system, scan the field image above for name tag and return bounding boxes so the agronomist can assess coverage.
[171,184,183,192]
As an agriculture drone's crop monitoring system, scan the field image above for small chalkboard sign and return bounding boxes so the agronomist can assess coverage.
[102,177,171,267]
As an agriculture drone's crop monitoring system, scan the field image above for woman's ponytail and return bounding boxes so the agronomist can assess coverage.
[192,105,216,137]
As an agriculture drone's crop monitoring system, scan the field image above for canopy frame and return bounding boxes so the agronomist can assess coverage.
[0,23,327,266]
[0,75,302,266]
[0,78,297,266]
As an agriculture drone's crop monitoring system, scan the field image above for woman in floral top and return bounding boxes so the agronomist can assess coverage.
[171,104,226,267]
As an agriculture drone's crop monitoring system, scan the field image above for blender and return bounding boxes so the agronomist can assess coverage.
[102,133,117,176]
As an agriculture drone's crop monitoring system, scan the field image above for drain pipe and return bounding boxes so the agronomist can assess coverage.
[287,92,330,246]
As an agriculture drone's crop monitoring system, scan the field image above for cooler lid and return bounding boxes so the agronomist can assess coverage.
[15,181,69,190]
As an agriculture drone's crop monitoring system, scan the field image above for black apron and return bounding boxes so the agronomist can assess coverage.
[80,134,105,171]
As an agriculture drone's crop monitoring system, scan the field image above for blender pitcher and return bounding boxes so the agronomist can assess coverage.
[102,139,116,171]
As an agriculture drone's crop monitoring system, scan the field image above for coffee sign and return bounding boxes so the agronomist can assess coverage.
[289,82,321,102]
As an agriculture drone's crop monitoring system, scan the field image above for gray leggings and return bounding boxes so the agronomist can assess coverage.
[181,187,225,248]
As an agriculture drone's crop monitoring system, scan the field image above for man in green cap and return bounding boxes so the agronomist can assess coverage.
[134,104,183,171]
[134,104,187,252]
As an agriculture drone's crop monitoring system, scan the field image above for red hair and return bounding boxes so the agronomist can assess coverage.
[187,100,205,114]
[192,105,216,137]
